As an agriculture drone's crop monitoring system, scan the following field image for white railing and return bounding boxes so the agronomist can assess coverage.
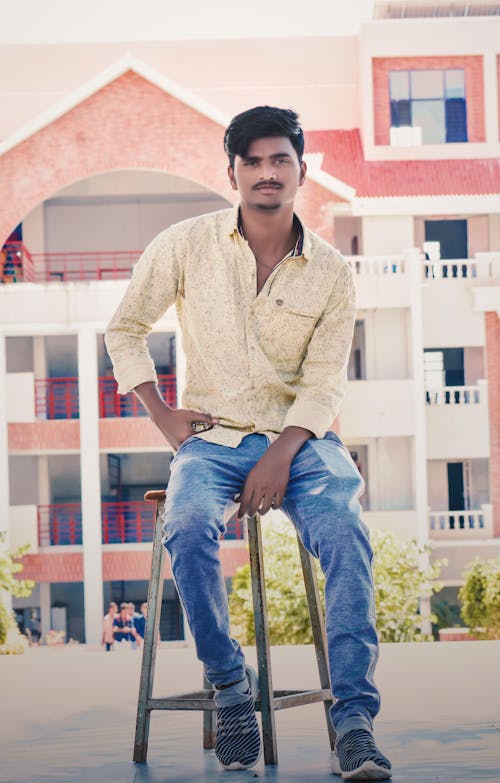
[346,255,405,276]
[429,505,493,539]
[425,385,481,406]
[424,252,500,280]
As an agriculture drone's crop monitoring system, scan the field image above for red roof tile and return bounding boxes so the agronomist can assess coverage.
[305,129,500,198]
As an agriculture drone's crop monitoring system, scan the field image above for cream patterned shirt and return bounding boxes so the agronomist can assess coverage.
[105,206,355,448]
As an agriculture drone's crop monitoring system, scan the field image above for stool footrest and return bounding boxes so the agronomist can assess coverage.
[147,688,331,712]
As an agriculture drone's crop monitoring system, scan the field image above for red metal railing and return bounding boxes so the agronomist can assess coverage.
[99,375,177,417]
[38,502,244,545]
[34,375,176,419]
[30,250,141,282]
[35,377,79,419]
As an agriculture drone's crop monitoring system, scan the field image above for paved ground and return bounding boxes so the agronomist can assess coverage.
[1,641,499,783]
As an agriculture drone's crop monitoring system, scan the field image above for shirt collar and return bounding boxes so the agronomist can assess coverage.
[227,205,310,260]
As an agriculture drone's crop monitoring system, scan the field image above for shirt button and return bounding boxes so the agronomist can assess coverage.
[276,299,284,306]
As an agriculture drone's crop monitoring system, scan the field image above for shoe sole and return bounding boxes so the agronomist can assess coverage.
[331,757,391,781]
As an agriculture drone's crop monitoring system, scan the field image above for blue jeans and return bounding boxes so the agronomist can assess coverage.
[162,431,380,738]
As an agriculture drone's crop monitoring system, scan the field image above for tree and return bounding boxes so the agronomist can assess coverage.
[228,515,444,645]
[0,532,34,653]
[459,557,500,640]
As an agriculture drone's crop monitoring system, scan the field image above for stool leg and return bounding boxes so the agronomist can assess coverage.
[134,499,166,763]
[247,513,278,765]
[203,674,216,749]
[297,535,336,751]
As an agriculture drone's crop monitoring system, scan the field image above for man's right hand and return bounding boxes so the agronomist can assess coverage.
[132,381,218,450]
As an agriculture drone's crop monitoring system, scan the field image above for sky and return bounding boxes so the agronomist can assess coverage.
[0,0,376,44]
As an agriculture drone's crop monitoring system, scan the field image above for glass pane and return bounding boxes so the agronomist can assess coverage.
[410,70,444,99]
[424,351,444,389]
[412,100,445,144]
[389,71,409,100]
[445,69,465,98]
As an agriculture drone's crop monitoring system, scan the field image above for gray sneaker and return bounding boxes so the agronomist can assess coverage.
[331,728,392,780]
[214,665,262,770]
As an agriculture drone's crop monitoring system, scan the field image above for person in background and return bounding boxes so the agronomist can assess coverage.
[113,602,138,649]
[102,601,118,652]
[134,602,148,642]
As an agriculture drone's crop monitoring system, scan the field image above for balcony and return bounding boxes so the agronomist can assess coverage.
[34,375,177,419]
[425,381,489,459]
[346,254,411,309]
[37,502,245,545]
[429,505,493,540]
[424,252,500,280]
[2,242,139,283]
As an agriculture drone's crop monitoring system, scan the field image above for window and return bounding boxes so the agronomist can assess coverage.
[390,69,467,144]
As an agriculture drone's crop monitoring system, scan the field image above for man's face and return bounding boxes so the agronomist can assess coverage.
[228,136,306,213]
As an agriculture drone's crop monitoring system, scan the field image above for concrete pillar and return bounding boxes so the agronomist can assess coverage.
[33,336,47,419]
[483,51,499,145]
[484,312,500,537]
[40,582,51,639]
[0,334,13,612]
[78,328,103,645]
[38,456,50,505]
[406,248,433,633]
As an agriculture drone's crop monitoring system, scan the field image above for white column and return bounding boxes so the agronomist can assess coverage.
[0,334,13,612]
[483,52,499,145]
[40,582,51,639]
[406,248,432,634]
[78,328,103,645]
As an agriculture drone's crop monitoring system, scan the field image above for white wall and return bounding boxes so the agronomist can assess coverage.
[6,372,35,422]
[9,455,39,505]
[362,215,414,255]
[6,337,33,372]
[364,309,410,379]
[427,461,449,510]
[9,505,38,553]
[342,380,415,439]
[422,282,485,347]
[45,193,228,254]
[367,436,414,511]
[426,386,490,460]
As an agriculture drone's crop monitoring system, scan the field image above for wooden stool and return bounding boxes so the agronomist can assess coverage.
[133,489,335,766]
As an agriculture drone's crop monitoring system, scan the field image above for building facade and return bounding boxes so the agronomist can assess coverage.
[1,1,499,643]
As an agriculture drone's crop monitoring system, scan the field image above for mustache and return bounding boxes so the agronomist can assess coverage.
[253,181,282,190]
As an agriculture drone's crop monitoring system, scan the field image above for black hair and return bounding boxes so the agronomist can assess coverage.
[224,106,304,168]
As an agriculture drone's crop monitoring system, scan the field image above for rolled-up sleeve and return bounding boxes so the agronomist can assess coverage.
[283,261,355,438]
[105,228,181,394]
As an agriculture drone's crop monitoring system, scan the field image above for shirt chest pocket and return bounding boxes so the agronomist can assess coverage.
[255,296,322,372]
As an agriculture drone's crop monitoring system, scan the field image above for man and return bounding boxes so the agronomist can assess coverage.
[105,106,391,780]
[102,601,118,652]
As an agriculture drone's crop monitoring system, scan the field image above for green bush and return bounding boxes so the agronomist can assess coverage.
[0,533,34,653]
[228,516,444,645]
[459,557,500,640]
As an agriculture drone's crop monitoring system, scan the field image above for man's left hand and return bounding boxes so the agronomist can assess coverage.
[236,426,314,518]
[236,447,291,518]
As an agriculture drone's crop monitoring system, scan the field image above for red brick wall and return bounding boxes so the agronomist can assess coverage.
[18,544,248,583]
[0,69,335,246]
[373,56,485,146]
[8,420,80,451]
[99,418,167,450]
[102,545,248,581]
[20,551,83,582]
[485,312,500,536]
